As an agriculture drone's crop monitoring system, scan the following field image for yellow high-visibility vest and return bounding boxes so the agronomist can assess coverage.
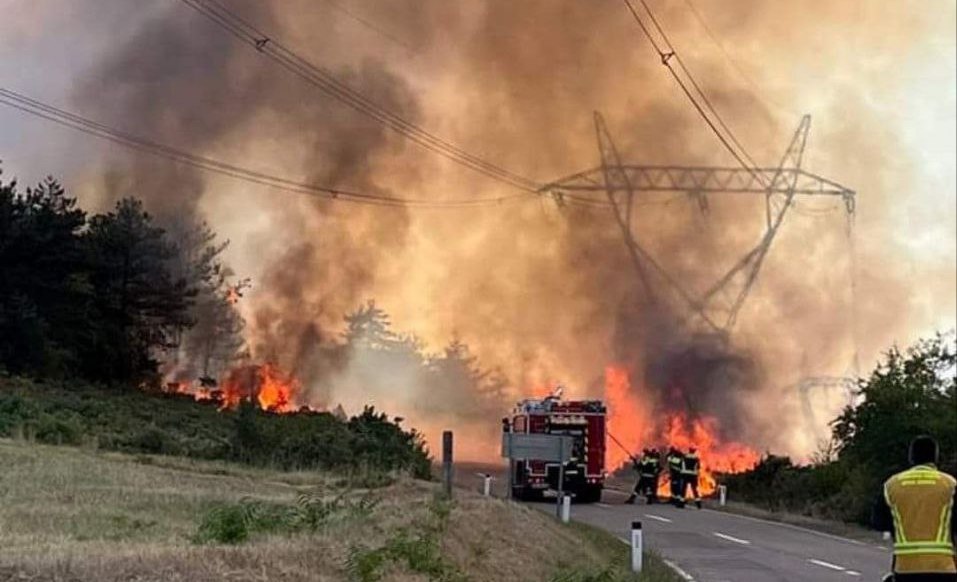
[884,464,956,574]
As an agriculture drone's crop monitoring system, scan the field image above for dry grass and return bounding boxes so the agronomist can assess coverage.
[0,440,677,581]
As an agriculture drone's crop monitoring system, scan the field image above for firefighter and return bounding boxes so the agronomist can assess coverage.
[667,447,685,508]
[645,447,662,503]
[682,446,702,509]
[626,448,661,504]
[873,435,956,581]
[625,449,649,504]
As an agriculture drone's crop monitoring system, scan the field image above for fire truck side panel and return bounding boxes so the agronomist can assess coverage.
[508,398,606,503]
[586,414,605,477]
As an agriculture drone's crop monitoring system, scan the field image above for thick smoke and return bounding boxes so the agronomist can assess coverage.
[67,0,955,459]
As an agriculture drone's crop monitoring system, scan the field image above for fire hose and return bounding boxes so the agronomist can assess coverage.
[606,430,640,464]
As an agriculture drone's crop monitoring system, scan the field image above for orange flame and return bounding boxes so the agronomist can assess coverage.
[603,364,759,497]
[656,412,760,496]
[220,363,301,413]
[604,365,653,470]
[163,362,307,414]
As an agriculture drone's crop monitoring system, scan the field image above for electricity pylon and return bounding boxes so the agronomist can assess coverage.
[541,112,856,337]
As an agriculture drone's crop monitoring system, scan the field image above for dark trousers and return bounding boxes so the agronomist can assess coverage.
[669,471,684,500]
[682,474,700,500]
[635,475,658,499]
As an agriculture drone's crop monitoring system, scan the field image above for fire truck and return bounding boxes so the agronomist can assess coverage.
[503,393,607,503]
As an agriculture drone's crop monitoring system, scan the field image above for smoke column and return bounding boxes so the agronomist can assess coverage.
[54,0,957,460]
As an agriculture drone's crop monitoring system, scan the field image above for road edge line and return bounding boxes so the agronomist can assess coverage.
[616,538,696,581]
[663,559,696,581]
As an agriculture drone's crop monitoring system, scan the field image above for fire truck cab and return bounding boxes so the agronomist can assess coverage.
[504,395,606,503]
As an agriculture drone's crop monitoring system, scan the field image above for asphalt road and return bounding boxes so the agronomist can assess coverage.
[557,487,890,581]
[455,465,892,581]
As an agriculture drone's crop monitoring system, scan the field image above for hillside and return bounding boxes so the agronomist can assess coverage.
[0,377,430,478]
[0,440,678,582]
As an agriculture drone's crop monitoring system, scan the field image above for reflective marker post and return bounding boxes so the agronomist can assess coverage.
[719,484,727,506]
[561,495,571,523]
[631,520,643,573]
[482,474,492,497]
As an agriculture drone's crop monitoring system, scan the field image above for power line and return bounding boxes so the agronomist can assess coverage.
[0,87,537,209]
[620,0,768,187]
[179,0,541,193]
[321,0,416,53]
[680,0,793,122]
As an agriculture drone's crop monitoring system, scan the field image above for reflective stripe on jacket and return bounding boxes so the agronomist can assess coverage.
[667,454,683,472]
[639,455,659,477]
[682,453,700,476]
[884,464,957,574]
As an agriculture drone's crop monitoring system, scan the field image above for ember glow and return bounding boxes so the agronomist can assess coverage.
[220,363,302,413]
[603,364,759,496]
[164,362,307,414]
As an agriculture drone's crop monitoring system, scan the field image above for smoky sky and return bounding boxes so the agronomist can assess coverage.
[29,0,954,458]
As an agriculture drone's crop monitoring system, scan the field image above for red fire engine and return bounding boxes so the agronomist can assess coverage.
[503,394,607,503]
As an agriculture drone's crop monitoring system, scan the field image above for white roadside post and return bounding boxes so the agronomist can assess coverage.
[630,520,643,573]
[561,495,571,523]
[483,474,492,497]
[719,484,727,507]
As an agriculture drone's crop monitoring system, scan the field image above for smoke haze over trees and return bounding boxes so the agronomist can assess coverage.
[0,166,242,384]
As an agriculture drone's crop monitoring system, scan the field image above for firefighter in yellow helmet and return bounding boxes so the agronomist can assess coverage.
[873,435,956,581]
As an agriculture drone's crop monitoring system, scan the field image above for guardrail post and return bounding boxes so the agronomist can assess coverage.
[442,431,453,499]
[631,520,643,573]
[560,495,571,523]
[719,484,727,506]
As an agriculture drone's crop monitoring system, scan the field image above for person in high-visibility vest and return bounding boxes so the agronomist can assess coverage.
[873,435,956,581]
[667,447,685,508]
[682,446,702,509]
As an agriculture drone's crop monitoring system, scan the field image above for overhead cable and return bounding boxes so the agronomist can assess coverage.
[179,0,541,193]
[620,0,769,187]
[0,87,536,209]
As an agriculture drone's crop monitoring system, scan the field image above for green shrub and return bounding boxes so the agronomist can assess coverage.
[195,504,249,544]
[344,496,466,582]
[193,492,378,545]
[346,545,389,582]
[0,377,431,477]
[548,567,621,582]
[33,413,83,445]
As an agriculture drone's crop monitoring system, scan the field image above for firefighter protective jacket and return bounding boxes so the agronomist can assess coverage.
[667,453,683,473]
[682,452,700,476]
[881,464,957,575]
[639,454,659,477]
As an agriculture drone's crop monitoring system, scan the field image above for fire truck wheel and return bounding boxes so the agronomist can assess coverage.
[576,485,603,504]
[512,486,541,502]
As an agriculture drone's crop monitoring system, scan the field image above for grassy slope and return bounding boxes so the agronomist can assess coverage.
[0,440,678,582]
